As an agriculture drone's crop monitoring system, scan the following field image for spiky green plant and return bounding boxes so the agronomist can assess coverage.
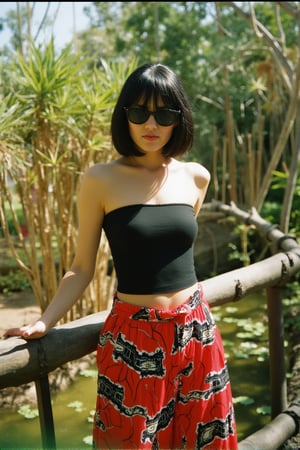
[0,39,137,319]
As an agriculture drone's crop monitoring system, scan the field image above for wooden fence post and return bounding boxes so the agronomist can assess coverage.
[266,285,288,418]
[35,375,56,449]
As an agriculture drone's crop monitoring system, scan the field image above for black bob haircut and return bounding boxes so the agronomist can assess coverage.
[111,63,194,157]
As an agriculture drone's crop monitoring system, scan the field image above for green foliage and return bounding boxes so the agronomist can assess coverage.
[266,169,300,234]
[1,3,299,219]
[260,201,281,226]
[228,241,253,265]
[0,40,136,310]
[0,200,23,237]
[0,270,31,293]
[4,39,105,145]
[0,5,299,308]
[2,39,137,154]
[227,222,257,266]
[253,3,298,47]
[283,280,300,338]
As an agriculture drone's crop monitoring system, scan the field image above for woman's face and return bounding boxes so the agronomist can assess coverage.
[127,96,177,155]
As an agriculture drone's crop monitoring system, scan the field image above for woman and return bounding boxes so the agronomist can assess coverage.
[5,63,238,449]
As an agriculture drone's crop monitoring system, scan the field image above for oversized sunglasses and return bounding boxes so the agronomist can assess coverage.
[124,106,181,126]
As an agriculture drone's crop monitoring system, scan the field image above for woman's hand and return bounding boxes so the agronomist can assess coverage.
[3,320,48,340]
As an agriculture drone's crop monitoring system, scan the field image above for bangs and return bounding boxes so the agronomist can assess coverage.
[133,89,178,109]
[127,67,179,109]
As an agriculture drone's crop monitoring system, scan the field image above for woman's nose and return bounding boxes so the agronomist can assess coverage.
[145,113,158,127]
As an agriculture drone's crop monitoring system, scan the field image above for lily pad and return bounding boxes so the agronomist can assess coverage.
[233,396,255,405]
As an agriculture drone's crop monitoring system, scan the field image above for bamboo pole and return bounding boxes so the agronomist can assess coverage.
[256,114,264,198]
[227,108,238,203]
[212,126,219,199]
[222,136,227,203]
[247,133,255,206]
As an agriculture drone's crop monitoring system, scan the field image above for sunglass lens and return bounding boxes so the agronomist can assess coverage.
[127,107,148,124]
[155,110,178,126]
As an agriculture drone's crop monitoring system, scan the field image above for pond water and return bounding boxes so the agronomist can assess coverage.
[0,290,271,449]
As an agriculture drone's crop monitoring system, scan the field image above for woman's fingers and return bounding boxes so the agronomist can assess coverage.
[3,321,47,339]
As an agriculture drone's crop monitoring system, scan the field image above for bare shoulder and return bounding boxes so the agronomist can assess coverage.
[83,160,117,179]
[176,161,210,215]
[79,160,119,189]
[78,160,123,213]
[77,162,113,202]
[181,160,211,188]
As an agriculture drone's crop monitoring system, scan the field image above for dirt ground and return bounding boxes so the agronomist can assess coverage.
[0,290,41,338]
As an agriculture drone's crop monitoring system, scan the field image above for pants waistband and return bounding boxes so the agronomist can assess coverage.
[112,284,204,321]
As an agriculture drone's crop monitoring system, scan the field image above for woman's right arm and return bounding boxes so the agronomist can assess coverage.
[3,166,105,340]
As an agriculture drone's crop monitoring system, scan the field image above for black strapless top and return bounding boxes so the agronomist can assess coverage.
[102,204,198,294]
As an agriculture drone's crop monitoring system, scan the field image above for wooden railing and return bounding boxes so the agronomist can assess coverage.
[1,202,300,449]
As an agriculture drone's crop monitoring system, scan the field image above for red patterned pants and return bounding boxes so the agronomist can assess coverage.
[93,285,238,449]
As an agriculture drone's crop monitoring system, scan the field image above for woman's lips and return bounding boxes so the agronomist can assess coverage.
[143,135,158,141]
